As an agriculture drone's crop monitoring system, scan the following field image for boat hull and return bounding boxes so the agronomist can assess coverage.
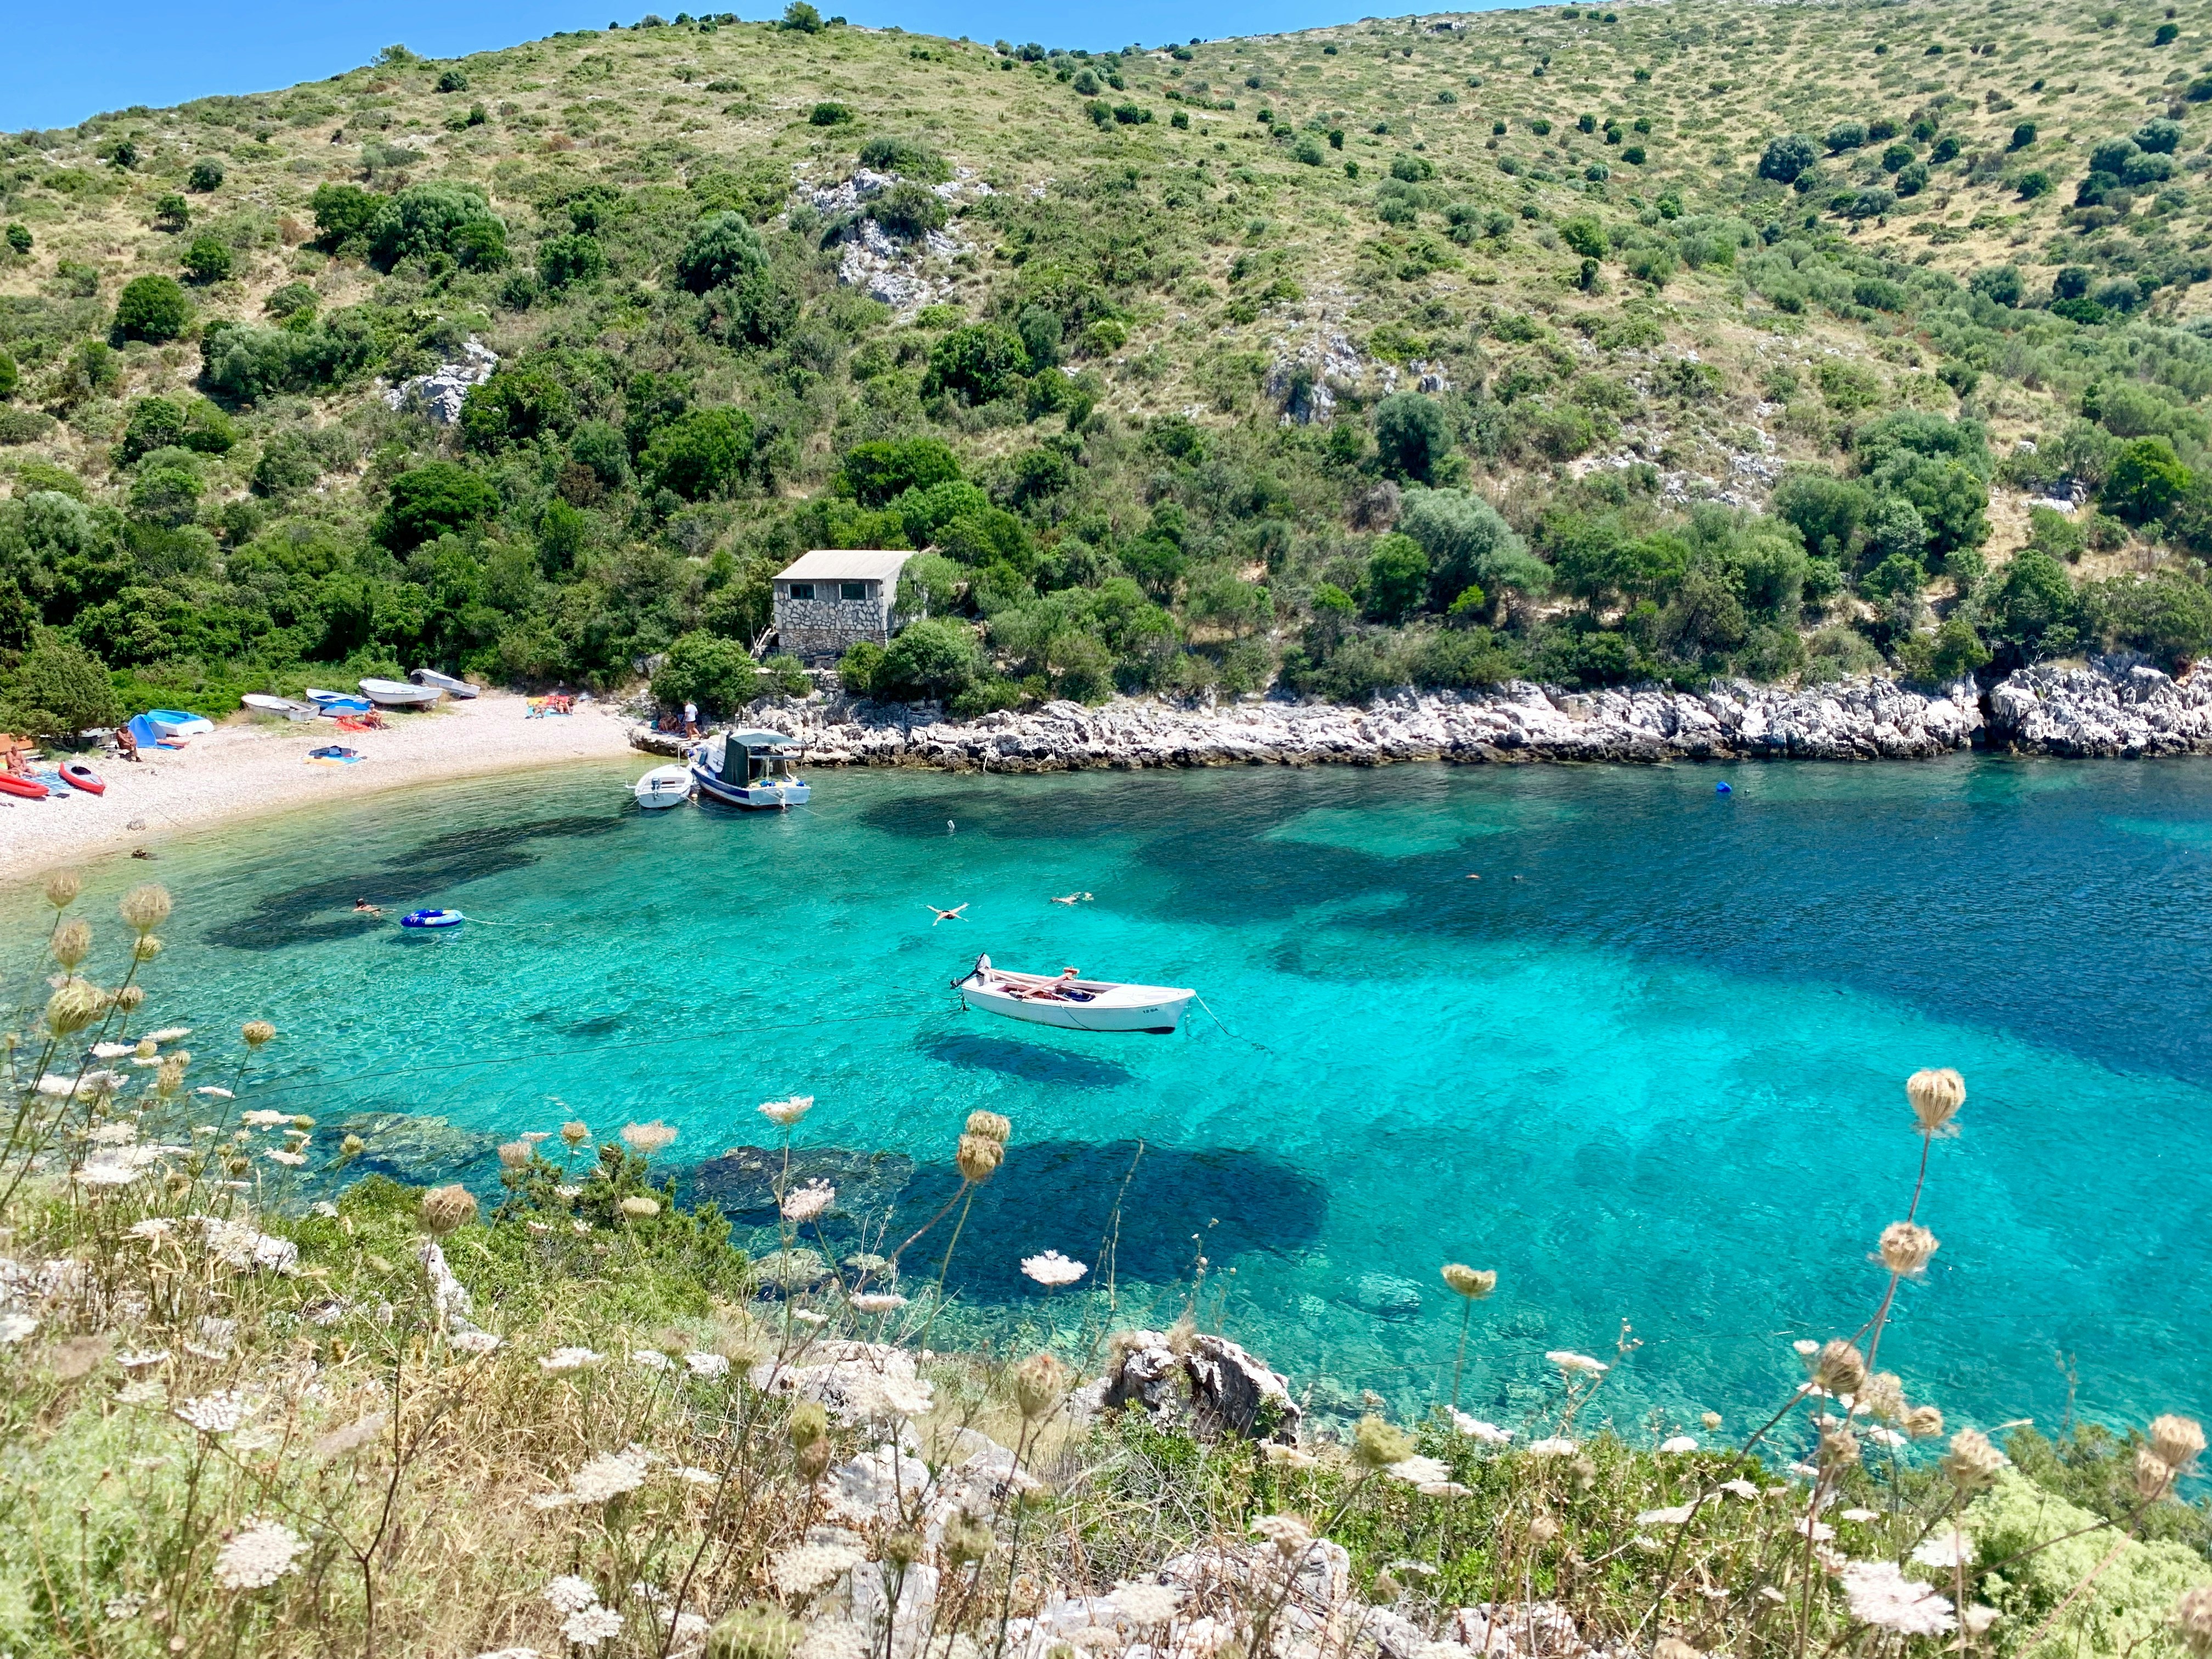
[691,767,810,809]
[634,765,692,809]
[359,678,442,708]
[957,977,1194,1034]
[0,775,48,800]
[145,709,213,738]
[409,669,478,698]
[59,763,105,795]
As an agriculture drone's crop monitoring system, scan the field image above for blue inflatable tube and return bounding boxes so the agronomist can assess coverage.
[399,909,465,929]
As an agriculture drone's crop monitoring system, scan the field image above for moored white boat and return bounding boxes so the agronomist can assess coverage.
[410,668,478,698]
[359,678,442,708]
[305,688,371,715]
[953,954,1195,1035]
[242,693,319,722]
[690,730,810,810]
[633,764,692,810]
[144,708,213,738]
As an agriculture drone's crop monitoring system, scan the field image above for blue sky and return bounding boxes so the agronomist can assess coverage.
[5,0,1513,131]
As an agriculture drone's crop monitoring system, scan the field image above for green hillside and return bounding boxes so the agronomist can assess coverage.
[7,0,2212,727]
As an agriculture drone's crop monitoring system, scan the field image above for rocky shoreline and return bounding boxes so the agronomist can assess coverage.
[628,654,2212,771]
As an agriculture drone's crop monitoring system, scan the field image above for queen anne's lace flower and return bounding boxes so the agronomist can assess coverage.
[849,1293,907,1314]
[563,1607,624,1647]
[569,1449,650,1504]
[1020,1250,1088,1287]
[769,1542,864,1598]
[1912,1530,1976,1570]
[781,1181,835,1223]
[544,1576,601,1615]
[175,1390,256,1434]
[1842,1560,1956,1636]
[1546,1350,1609,1374]
[685,1352,731,1379]
[1451,1411,1512,1443]
[1658,1435,1700,1453]
[1386,1455,1451,1486]
[1527,1436,1580,1455]
[758,1095,815,1127]
[541,1347,605,1373]
[212,1520,307,1590]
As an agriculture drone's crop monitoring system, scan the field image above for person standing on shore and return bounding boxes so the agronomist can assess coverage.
[683,699,698,737]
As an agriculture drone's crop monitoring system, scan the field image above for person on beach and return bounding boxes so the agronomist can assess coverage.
[115,724,140,764]
[684,699,698,737]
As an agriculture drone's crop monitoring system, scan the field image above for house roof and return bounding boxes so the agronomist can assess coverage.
[775,549,913,584]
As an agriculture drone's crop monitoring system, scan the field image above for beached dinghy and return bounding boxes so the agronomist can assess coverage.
[359,678,442,708]
[58,761,105,795]
[633,764,692,810]
[952,954,1195,1035]
[306,689,372,716]
[410,668,478,698]
[242,693,319,722]
[0,774,49,800]
[690,730,810,810]
[144,709,213,738]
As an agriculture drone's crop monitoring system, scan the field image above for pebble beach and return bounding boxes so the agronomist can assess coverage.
[0,694,635,888]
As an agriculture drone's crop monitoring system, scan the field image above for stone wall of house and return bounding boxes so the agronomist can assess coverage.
[776,596,891,658]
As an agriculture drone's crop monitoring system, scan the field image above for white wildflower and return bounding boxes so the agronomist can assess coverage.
[544,1576,602,1615]
[781,1180,835,1223]
[267,1149,307,1166]
[794,1621,870,1659]
[195,1086,235,1099]
[541,1347,605,1373]
[92,1042,136,1059]
[1911,1530,1977,1570]
[450,1329,502,1355]
[570,1449,650,1504]
[88,1122,138,1144]
[792,1309,828,1326]
[1658,1435,1700,1453]
[634,1350,673,1372]
[147,1027,190,1043]
[673,1466,720,1486]
[758,1095,815,1127]
[1451,1411,1512,1444]
[850,1293,908,1314]
[1718,1479,1762,1499]
[1793,1339,1821,1356]
[104,1593,145,1620]
[175,1390,256,1434]
[240,1110,290,1128]
[1114,1583,1184,1625]
[77,1159,148,1188]
[117,1347,169,1368]
[685,1352,731,1378]
[127,1218,172,1240]
[1527,1436,1580,1455]
[1020,1250,1088,1287]
[1839,1508,1880,1523]
[1635,1504,1700,1526]
[1418,1481,1471,1498]
[563,1607,624,1648]
[620,1120,678,1156]
[211,1519,307,1590]
[117,1380,167,1406]
[1386,1455,1452,1486]
[1795,1517,1836,1542]
[769,1542,864,1597]
[1841,1560,1955,1636]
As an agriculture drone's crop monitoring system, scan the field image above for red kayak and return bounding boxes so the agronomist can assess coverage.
[59,762,105,795]
[0,775,48,800]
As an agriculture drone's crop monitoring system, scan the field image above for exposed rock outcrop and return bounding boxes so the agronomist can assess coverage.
[629,656,2212,773]
[1101,1329,1302,1443]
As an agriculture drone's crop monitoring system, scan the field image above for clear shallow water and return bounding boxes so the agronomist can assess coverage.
[9,755,2211,1442]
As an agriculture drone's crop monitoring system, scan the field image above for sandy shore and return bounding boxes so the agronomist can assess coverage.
[0,693,637,889]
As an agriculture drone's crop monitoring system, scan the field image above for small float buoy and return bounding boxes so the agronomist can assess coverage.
[1716,781,1733,794]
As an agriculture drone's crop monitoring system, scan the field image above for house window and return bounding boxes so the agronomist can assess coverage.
[788,583,815,600]
[840,582,868,601]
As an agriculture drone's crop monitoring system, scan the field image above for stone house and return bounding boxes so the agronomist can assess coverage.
[771,549,913,662]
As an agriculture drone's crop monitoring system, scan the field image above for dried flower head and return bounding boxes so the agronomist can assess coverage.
[956,1132,1003,1183]
[758,1095,814,1127]
[242,1019,276,1048]
[2150,1415,2207,1473]
[2135,1448,2177,1502]
[1814,1340,1868,1396]
[1905,1068,1965,1137]
[498,1141,535,1171]
[1527,1512,1562,1544]
[340,1133,366,1156]
[621,1195,661,1219]
[1020,1249,1088,1288]
[1859,1373,1906,1423]
[212,1519,307,1590]
[1654,1639,1701,1659]
[115,985,144,1012]
[621,1120,678,1156]
[1941,1428,2006,1493]
[1904,1404,1945,1440]
[943,1516,995,1566]
[420,1184,478,1235]
[1352,1414,1415,1470]
[119,884,172,934]
[1442,1263,1497,1299]
[2176,1587,2212,1658]
[781,1180,834,1223]
[45,978,103,1037]
[1013,1351,1070,1419]
[1251,1514,1312,1556]
[1878,1221,1939,1278]
[964,1110,1012,1143]
[1820,1425,1862,1469]
[787,1399,828,1449]
[707,1602,804,1659]
[561,1120,591,1148]
[849,1293,907,1314]
[132,935,163,963]
[1700,1410,1723,1431]
[44,870,82,910]
[52,919,92,969]
[770,1544,865,1600]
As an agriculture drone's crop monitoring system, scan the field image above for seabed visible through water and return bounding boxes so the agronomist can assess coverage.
[9,752,2208,1438]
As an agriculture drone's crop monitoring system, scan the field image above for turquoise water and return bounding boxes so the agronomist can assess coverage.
[10,755,2210,1441]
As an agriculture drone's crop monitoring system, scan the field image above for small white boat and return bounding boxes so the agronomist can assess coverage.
[305,687,371,716]
[690,730,810,810]
[953,954,1195,1035]
[242,693,319,723]
[358,678,442,708]
[410,668,478,699]
[144,708,214,738]
[633,764,692,810]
